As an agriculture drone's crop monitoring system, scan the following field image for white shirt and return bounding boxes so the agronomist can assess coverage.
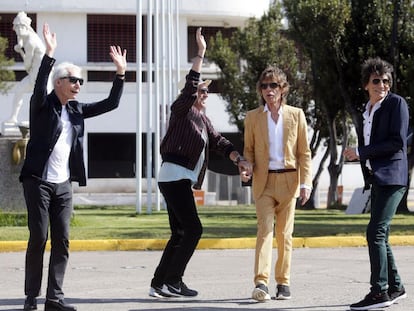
[158,128,207,185]
[264,104,285,170]
[47,105,73,183]
[362,98,384,169]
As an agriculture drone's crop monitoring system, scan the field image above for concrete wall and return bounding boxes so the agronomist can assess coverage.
[0,137,25,210]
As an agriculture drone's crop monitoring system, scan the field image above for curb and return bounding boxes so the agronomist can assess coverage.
[2,235,414,252]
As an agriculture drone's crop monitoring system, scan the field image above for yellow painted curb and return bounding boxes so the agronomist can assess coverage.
[70,239,119,251]
[389,235,414,246]
[303,236,367,248]
[198,238,256,249]
[292,237,306,248]
[0,240,27,252]
[119,239,168,251]
[2,236,414,252]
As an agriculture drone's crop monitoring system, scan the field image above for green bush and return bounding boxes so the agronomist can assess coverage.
[0,210,27,226]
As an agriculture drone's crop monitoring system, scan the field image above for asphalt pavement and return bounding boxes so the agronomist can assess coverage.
[1,246,413,311]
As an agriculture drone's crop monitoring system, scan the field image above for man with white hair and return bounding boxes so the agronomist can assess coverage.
[20,23,127,311]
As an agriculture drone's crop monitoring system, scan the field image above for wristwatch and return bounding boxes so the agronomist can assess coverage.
[233,154,245,166]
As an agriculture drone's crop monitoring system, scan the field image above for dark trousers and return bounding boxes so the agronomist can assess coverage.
[151,179,203,286]
[22,177,73,300]
[367,182,406,294]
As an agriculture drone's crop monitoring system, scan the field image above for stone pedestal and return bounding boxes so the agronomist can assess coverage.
[1,121,21,136]
[0,136,26,211]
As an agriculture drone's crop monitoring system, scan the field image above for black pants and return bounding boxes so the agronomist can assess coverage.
[151,179,203,286]
[22,177,72,300]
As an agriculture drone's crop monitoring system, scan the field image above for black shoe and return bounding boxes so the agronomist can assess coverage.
[161,281,198,297]
[389,286,407,304]
[276,284,291,300]
[251,284,270,302]
[23,296,37,311]
[44,299,77,311]
[350,292,392,310]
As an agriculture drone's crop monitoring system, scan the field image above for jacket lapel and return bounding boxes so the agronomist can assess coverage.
[258,107,269,148]
[282,105,293,150]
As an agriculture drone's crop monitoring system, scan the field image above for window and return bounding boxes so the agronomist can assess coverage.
[87,14,155,82]
[187,26,237,93]
[87,14,136,63]
[187,26,237,63]
[88,133,155,178]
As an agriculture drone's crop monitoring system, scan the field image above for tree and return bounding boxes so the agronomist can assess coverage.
[283,0,352,207]
[208,2,311,131]
[209,0,414,210]
[340,0,414,212]
[0,35,15,93]
[208,1,341,209]
[285,0,414,210]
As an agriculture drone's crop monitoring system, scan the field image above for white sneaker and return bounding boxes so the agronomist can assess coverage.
[149,286,172,298]
[252,284,271,302]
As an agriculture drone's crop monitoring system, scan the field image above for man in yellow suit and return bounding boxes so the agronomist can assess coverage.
[243,65,312,302]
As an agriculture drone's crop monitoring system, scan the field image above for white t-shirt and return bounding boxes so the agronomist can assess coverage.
[47,105,73,183]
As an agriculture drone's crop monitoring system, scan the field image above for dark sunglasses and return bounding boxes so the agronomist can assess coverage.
[61,76,84,86]
[372,78,390,86]
[199,88,209,94]
[260,82,280,90]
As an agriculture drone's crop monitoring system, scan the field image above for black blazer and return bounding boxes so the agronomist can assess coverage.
[20,55,124,186]
[357,92,409,189]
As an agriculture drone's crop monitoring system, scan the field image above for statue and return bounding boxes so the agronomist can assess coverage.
[6,12,47,125]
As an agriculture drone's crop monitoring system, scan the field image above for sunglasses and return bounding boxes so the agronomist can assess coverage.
[61,76,84,86]
[260,82,280,90]
[371,78,390,86]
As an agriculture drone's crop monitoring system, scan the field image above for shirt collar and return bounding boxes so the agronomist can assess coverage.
[364,96,385,115]
[264,104,283,114]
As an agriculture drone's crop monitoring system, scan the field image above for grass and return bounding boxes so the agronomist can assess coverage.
[1,205,414,241]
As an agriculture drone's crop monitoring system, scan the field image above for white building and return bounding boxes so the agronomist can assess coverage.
[3,0,393,211]
[0,0,279,210]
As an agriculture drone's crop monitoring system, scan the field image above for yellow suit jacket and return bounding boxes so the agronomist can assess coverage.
[243,104,312,201]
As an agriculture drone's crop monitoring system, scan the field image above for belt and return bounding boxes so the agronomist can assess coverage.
[268,169,297,173]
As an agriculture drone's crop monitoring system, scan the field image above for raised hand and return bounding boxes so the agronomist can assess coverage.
[42,23,57,57]
[109,45,127,75]
[196,27,206,55]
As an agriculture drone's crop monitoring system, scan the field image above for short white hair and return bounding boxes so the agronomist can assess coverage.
[52,62,82,85]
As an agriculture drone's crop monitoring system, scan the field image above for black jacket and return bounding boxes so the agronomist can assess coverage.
[20,55,124,186]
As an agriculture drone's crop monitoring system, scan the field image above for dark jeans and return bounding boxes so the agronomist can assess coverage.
[151,179,203,286]
[22,177,73,300]
[367,182,406,294]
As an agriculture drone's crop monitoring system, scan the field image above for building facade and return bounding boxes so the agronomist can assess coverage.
[0,0,272,209]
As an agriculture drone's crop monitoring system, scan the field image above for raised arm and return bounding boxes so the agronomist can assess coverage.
[191,27,206,74]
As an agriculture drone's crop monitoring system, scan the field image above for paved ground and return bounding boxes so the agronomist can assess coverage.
[1,246,413,311]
